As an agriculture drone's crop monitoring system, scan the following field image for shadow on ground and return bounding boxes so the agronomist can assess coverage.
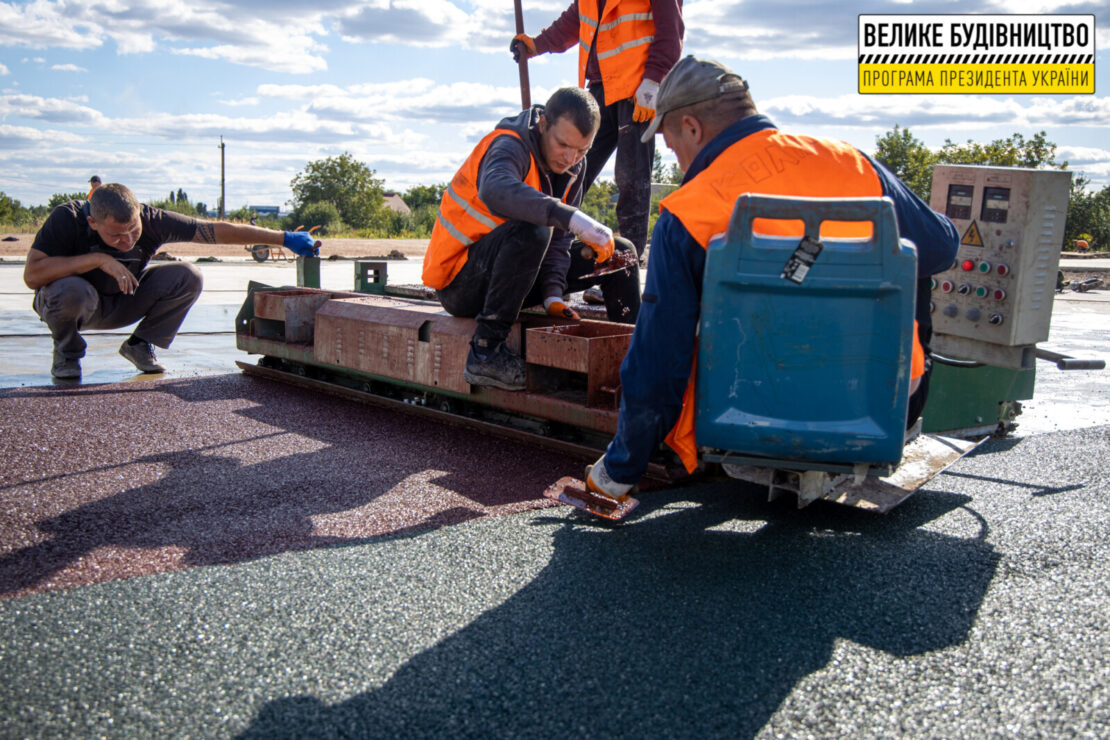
[238,486,999,738]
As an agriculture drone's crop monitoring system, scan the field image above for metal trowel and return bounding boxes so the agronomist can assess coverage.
[578,241,641,280]
[543,476,639,521]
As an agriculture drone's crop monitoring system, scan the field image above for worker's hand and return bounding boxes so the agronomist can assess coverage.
[510,33,537,63]
[632,78,660,122]
[586,455,633,501]
[569,210,615,263]
[283,231,321,257]
[544,296,580,320]
[97,255,138,295]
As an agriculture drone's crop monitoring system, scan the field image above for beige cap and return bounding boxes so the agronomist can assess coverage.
[641,55,748,143]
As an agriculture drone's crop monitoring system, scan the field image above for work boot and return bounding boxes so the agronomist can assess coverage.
[463,340,526,391]
[582,287,604,305]
[51,351,81,379]
[119,338,166,373]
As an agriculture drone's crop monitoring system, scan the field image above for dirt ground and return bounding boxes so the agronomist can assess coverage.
[0,234,429,261]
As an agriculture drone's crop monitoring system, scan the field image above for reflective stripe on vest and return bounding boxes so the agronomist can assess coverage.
[660,131,885,473]
[422,129,541,290]
[578,0,655,103]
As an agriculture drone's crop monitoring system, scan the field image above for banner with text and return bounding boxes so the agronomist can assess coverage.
[858,15,1095,94]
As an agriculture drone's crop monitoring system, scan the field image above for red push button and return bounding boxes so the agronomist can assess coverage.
[961,259,975,272]
[993,288,1007,300]
[997,263,1010,276]
[941,280,954,293]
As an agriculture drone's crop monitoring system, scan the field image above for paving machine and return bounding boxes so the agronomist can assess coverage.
[235,173,1102,520]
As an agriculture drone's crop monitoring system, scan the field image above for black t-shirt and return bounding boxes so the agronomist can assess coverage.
[31,200,198,294]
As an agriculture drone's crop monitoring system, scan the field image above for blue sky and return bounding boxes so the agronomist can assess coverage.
[1,0,1107,211]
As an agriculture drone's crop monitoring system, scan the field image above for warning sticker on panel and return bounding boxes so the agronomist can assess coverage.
[961,222,984,247]
[859,15,1095,94]
[781,235,824,284]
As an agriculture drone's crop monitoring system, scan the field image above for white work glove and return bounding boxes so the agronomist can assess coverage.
[633,78,660,122]
[569,210,615,263]
[586,455,634,501]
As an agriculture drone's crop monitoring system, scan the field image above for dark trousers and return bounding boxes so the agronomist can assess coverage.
[437,223,643,346]
[546,240,640,324]
[584,84,655,257]
[34,262,203,359]
[437,221,553,346]
[907,276,934,427]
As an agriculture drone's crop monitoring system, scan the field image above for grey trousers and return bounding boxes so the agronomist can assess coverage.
[33,263,203,359]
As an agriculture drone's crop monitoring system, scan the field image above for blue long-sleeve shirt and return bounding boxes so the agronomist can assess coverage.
[603,115,959,483]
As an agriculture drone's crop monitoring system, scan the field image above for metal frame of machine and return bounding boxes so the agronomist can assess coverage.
[236,194,1004,517]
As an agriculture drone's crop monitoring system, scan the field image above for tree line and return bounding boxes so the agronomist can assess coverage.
[2,131,1107,250]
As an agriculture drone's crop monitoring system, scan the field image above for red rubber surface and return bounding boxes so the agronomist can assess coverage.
[0,374,571,598]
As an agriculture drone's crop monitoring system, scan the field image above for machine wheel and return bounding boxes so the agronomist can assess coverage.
[250,245,269,262]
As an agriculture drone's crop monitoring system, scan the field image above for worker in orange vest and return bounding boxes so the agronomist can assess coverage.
[512,0,684,269]
[584,56,961,501]
[423,87,640,391]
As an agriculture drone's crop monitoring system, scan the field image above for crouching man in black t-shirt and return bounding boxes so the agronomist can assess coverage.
[24,183,322,379]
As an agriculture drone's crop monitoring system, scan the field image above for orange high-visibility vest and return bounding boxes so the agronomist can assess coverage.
[578,0,655,103]
[423,129,543,290]
[658,129,923,473]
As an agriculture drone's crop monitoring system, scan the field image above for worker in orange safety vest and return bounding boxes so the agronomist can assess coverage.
[511,0,684,270]
[583,56,960,502]
[423,87,641,392]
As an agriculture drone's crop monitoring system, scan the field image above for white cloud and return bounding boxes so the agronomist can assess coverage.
[0,3,102,51]
[1,0,331,74]
[760,94,1110,130]
[51,64,87,73]
[335,0,471,46]
[218,97,261,107]
[1057,145,1110,184]
[0,123,82,148]
[0,63,8,75]
[259,78,521,126]
[1,0,1107,204]
[174,44,327,75]
[0,94,107,125]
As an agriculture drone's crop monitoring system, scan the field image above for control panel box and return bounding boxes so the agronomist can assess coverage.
[928,165,1071,369]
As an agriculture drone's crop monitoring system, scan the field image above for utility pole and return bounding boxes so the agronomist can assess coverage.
[218,136,226,219]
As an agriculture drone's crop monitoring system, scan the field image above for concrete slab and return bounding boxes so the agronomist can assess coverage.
[0,260,421,388]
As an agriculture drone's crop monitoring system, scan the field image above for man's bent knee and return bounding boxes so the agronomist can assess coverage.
[36,277,99,321]
[146,262,203,297]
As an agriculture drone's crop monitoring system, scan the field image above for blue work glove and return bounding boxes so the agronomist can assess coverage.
[283,231,320,257]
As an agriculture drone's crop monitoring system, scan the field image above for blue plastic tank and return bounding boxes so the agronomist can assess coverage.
[695,195,918,465]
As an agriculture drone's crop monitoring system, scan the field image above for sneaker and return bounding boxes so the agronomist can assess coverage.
[51,352,81,379]
[462,341,525,391]
[119,339,166,373]
[582,287,604,305]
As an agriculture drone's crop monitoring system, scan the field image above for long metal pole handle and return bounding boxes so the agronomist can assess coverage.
[514,0,531,109]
